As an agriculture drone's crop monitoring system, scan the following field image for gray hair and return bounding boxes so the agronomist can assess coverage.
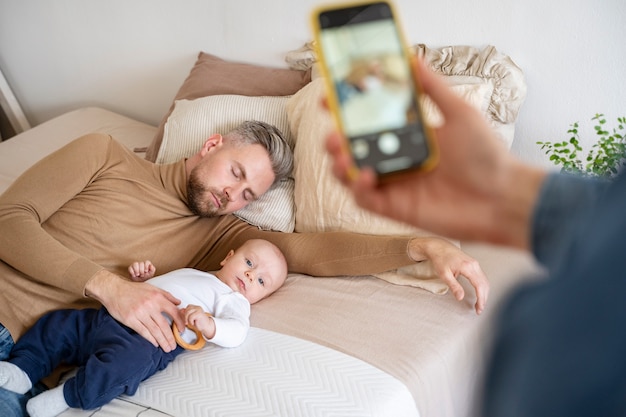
[224,121,293,183]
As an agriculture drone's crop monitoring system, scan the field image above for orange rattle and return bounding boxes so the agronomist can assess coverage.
[172,313,212,350]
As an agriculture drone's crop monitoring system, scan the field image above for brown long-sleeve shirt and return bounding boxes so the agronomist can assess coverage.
[0,134,412,340]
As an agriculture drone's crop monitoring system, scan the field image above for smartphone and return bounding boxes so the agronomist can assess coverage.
[311,1,437,180]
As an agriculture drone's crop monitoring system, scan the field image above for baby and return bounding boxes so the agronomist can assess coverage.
[0,238,287,417]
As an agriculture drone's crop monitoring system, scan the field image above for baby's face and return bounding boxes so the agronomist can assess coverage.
[215,239,287,304]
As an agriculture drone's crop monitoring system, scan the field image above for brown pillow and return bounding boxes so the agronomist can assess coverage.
[145,52,312,161]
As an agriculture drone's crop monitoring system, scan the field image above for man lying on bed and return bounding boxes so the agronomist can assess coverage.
[0,120,488,414]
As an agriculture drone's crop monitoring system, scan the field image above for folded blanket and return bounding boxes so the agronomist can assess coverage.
[373,261,449,294]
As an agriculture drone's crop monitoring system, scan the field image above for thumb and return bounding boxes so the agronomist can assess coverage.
[413,57,463,121]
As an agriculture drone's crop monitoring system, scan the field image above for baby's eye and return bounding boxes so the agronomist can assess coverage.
[246,259,253,267]
[257,277,265,286]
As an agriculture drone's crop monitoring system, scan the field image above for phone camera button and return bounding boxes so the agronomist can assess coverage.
[377,132,400,155]
[351,138,370,160]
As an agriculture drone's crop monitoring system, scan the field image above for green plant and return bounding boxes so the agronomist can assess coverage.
[537,114,626,178]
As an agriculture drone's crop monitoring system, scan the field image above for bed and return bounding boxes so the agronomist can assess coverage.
[0,44,544,417]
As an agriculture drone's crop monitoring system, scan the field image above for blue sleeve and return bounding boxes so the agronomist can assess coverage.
[530,172,608,272]
[484,171,626,416]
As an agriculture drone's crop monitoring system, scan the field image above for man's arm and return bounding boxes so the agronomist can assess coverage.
[209,220,489,314]
[0,134,184,350]
[0,135,109,294]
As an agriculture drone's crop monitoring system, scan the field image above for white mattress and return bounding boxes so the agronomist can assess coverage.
[60,328,419,417]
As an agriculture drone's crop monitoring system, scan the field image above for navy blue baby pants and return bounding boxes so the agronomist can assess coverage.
[7,308,183,410]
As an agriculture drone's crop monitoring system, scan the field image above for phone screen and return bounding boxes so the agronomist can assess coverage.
[316,2,434,176]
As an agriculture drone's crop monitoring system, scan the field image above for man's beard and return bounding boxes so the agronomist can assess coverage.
[187,174,227,217]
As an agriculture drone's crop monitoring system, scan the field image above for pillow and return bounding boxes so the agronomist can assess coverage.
[420,82,492,127]
[287,77,491,235]
[157,94,296,233]
[145,51,312,162]
[286,78,493,293]
[284,42,526,149]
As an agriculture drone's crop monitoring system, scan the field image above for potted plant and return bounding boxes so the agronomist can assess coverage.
[537,114,626,178]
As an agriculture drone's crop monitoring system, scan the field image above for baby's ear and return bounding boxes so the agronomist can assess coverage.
[220,249,235,266]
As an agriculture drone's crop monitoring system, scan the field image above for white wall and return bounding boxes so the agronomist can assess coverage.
[0,0,624,168]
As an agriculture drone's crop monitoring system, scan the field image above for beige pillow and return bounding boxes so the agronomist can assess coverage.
[287,78,490,235]
[158,95,296,233]
[287,78,493,292]
[145,51,311,162]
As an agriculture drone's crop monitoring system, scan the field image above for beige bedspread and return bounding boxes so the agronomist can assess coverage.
[253,244,543,416]
[0,107,155,194]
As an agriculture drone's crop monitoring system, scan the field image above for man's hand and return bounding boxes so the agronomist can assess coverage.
[408,237,490,314]
[85,269,185,352]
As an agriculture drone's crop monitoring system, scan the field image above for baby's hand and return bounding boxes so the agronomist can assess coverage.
[183,305,216,340]
[128,260,156,281]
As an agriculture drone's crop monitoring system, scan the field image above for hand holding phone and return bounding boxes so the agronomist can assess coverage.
[311,1,437,180]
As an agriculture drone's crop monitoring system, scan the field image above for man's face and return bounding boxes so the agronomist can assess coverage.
[187,142,275,217]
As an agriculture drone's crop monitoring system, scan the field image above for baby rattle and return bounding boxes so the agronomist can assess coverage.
[172,312,213,350]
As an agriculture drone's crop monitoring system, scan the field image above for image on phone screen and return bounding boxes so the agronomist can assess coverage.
[317,3,431,175]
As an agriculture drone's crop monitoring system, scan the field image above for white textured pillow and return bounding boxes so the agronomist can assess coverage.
[157,95,296,233]
[286,78,493,292]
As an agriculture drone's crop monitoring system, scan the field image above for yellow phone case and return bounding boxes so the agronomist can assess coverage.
[310,0,438,181]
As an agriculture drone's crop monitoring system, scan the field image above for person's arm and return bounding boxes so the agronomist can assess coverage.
[85,269,183,351]
[328,58,610,276]
[183,304,216,340]
[185,298,250,348]
[0,135,111,294]
[531,172,609,271]
[0,134,184,351]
